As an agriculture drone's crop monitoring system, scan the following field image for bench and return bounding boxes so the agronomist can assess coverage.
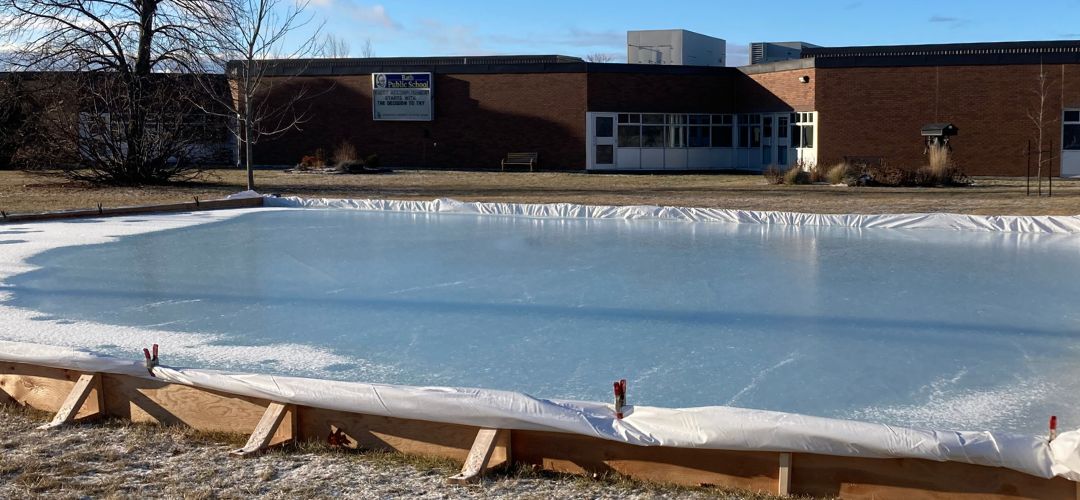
[501,152,538,172]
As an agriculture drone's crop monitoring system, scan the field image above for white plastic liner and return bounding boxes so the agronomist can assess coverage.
[2,340,1078,480]
[2,196,1080,481]
[266,196,1080,234]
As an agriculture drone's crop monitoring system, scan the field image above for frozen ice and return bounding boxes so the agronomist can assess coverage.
[4,208,1080,435]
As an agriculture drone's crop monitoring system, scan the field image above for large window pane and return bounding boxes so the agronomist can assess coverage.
[750,125,762,147]
[1066,110,1080,123]
[667,125,686,147]
[641,125,665,147]
[801,125,814,148]
[778,116,789,138]
[711,125,733,147]
[1064,124,1080,150]
[689,114,710,125]
[689,126,710,147]
[791,124,801,147]
[738,125,749,148]
[595,116,614,138]
[618,125,641,147]
[642,114,665,124]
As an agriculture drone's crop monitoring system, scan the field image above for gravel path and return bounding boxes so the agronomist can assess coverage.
[0,404,783,499]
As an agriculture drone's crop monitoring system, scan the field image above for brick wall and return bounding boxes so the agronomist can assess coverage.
[587,72,736,113]
[814,64,1080,176]
[739,68,816,112]
[253,72,588,170]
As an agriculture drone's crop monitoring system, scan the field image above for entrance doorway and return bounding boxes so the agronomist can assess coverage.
[1062,109,1080,177]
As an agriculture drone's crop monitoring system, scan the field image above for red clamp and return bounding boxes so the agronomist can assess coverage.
[613,379,627,419]
[142,344,159,377]
[1050,415,1059,442]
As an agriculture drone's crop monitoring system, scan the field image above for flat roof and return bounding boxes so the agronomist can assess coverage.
[803,39,1080,67]
[240,56,737,77]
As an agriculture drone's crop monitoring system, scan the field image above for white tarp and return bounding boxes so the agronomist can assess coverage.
[2,195,1080,481]
[2,340,1078,481]
[266,196,1080,234]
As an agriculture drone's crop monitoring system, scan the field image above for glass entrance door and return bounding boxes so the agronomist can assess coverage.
[1063,109,1080,177]
[590,113,617,169]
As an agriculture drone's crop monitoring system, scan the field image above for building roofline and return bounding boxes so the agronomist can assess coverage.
[738,58,816,74]
[236,57,739,77]
[804,39,1080,58]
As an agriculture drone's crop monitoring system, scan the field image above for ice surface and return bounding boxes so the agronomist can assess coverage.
[4,208,1080,435]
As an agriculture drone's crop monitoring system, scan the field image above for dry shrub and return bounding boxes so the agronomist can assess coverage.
[333,141,358,166]
[808,162,829,183]
[297,148,326,171]
[763,165,783,185]
[826,163,851,184]
[866,164,912,187]
[783,164,810,185]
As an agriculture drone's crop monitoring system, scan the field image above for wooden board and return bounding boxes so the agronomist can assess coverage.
[792,452,1076,499]
[448,428,507,484]
[0,196,264,224]
[297,405,488,463]
[0,363,103,420]
[100,372,273,433]
[38,373,103,429]
[0,362,1074,499]
[231,402,296,457]
[511,429,780,493]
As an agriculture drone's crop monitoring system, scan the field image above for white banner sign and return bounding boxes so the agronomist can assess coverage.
[372,72,433,121]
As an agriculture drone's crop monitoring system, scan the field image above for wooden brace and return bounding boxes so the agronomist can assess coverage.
[230,402,296,458]
[778,452,792,497]
[447,428,510,484]
[37,372,104,430]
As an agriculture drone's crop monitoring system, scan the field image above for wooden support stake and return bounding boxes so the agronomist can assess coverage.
[37,373,103,430]
[778,452,792,497]
[447,428,507,484]
[230,402,296,458]
[0,388,14,405]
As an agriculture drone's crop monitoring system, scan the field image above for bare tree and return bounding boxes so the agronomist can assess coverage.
[193,0,323,190]
[360,38,375,58]
[584,52,615,63]
[0,0,217,184]
[322,34,350,58]
[1028,62,1058,195]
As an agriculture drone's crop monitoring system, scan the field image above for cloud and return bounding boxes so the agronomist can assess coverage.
[350,4,399,30]
[489,28,623,52]
[415,19,487,55]
[928,15,971,28]
[312,1,400,30]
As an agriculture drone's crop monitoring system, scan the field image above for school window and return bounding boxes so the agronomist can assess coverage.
[617,113,641,147]
[794,112,815,149]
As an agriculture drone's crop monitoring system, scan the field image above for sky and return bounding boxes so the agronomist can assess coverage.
[308,0,1080,65]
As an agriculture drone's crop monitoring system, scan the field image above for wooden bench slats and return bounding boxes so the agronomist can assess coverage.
[501,152,538,172]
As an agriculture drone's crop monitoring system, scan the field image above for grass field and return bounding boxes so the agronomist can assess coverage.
[1,168,1079,216]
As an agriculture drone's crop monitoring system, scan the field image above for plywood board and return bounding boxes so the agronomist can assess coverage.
[0,363,102,420]
[792,452,1076,499]
[511,429,780,493]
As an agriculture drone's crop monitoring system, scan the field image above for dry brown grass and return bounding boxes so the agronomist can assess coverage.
[0,403,793,499]
[1,168,1079,217]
